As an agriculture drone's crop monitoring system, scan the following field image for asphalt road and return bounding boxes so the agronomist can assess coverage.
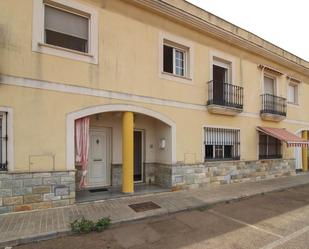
[15,184,309,249]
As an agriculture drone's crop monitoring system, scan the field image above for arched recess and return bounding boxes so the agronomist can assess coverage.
[66,104,177,170]
[294,128,309,170]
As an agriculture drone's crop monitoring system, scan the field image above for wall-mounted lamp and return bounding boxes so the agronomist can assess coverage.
[159,138,166,149]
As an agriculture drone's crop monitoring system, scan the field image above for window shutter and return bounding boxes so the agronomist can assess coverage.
[45,5,89,40]
[163,45,173,73]
[264,76,275,95]
[287,84,295,103]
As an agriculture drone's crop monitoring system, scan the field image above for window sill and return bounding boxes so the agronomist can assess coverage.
[38,42,94,57]
[287,102,300,107]
[34,42,98,64]
[161,71,192,80]
[204,158,240,162]
[160,71,193,84]
[259,157,283,160]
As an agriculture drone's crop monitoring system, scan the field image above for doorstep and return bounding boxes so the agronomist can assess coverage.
[76,184,170,203]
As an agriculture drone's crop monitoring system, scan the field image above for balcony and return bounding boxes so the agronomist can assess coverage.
[207,80,244,116]
[260,94,287,121]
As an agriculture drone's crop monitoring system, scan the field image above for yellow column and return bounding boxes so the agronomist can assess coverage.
[302,131,308,172]
[122,112,134,193]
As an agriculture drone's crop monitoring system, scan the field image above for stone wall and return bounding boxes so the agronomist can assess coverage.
[98,159,295,190]
[109,163,172,187]
[170,159,296,189]
[111,164,122,186]
[0,171,75,214]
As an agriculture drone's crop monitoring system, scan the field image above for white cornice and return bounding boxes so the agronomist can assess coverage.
[128,0,309,77]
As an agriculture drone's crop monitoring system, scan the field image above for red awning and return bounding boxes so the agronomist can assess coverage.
[257,126,309,147]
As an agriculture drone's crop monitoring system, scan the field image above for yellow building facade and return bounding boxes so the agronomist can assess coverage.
[0,0,309,213]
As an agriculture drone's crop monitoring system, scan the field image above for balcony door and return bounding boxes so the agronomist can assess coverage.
[213,58,231,105]
[213,65,227,105]
[264,76,275,95]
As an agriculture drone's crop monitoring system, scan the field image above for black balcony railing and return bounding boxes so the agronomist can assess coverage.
[207,80,243,109]
[260,94,287,116]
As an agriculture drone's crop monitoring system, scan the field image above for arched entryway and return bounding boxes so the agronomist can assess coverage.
[66,104,176,197]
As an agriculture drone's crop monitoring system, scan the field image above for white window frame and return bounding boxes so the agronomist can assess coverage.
[212,57,232,83]
[159,33,194,84]
[173,48,186,77]
[32,0,98,64]
[209,50,236,85]
[0,107,13,171]
[287,81,299,105]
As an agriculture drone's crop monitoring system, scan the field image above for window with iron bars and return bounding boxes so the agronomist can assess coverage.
[0,112,8,171]
[204,127,240,161]
[258,133,282,159]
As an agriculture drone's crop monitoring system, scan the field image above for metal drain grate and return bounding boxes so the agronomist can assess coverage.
[129,201,161,212]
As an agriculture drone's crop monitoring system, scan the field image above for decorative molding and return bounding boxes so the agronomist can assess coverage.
[209,50,236,84]
[258,65,284,76]
[128,0,309,77]
[1,74,309,126]
[287,75,302,83]
[0,74,206,110]
[159,32,194,84]
[32,0,99,64]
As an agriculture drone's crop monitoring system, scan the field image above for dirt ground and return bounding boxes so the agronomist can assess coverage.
[14,184,309,249]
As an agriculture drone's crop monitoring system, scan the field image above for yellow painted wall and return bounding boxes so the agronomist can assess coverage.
[0,0,308,171]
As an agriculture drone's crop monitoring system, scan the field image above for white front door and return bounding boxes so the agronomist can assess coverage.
[88,129,110,187]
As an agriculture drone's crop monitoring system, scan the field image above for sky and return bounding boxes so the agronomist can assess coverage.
[186,0,309,62]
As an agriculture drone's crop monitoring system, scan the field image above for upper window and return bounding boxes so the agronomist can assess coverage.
[44,5,89,53]
[204,127,240,161]
[0,113,7,171]
[32,0,98,64]
[163,41,188,77]
[287,82,298,104]
[259,133,282,159]
[159,33,193,84]
[264,75,276,95]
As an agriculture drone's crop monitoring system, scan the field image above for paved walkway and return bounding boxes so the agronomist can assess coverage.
[1,174,309,247]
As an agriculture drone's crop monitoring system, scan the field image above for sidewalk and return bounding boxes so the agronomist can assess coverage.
[1,173,309,247]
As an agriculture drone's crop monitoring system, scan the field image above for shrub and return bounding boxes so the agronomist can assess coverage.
[71,216,111,233]
[94,217,111,232]
[70,217,95,233]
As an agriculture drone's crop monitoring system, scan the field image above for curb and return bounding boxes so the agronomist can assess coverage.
[0,230,71,248]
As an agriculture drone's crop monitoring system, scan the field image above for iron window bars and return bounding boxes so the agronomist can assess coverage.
[258,133,282,159]
[204,127,240,161]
